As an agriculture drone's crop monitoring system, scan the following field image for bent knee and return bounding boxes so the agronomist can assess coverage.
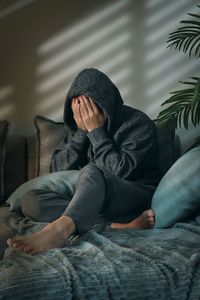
[80,163,104,176]
[21,189,45,221]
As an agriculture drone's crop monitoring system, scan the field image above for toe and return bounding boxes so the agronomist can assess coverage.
[15,246,26,252]
[149,216,154,226]
[13,241,27,251]
[149,220,154,226]
[7,238,22,247]
[7,238,13,247]
[147,209,155,217]
[23,246,35,253]
[12,242,18,248]
[110,223,124,229]
[29,249,39,255]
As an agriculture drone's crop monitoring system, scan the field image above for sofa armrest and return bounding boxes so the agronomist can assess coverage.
[0,204,12,259]
[4,135,27,200]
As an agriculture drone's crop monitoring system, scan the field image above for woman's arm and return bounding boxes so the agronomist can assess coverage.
[86,120,159,180]
[50,128,89,172]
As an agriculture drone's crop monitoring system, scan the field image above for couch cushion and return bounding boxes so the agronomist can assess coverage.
[0,121,10,204]
[34,115,70,176]
[4,135,27,201]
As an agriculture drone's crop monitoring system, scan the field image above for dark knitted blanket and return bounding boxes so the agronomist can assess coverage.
[0,213,200,300]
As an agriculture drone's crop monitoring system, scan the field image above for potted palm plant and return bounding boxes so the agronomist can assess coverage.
[156,4,200,151]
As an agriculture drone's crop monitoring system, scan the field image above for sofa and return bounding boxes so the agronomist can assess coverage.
[0,116,180,252]
[3,116,200,299]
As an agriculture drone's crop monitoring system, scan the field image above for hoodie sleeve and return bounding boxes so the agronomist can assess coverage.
[50,128,89,172]
[86,117,159,180]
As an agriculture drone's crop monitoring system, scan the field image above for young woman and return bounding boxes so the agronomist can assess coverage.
[7,68,160,254]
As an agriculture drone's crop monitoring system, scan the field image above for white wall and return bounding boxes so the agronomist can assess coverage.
[0,0,199,152]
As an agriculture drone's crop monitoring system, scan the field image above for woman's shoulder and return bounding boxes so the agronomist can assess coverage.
[121,105,155,128]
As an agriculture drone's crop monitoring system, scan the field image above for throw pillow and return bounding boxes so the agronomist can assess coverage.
[151,145,200,228]
[7,170,80,212]
[0,121,10,204]
[156,122,177,178]
[34,116,177,179]
[34,115,70,176]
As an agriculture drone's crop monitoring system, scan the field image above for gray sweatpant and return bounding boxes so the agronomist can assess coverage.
[21,163,156,235]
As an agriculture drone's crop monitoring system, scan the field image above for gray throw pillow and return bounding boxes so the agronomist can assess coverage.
[0,121,10,204]
[151,146,200,228]
[34,115,70,176]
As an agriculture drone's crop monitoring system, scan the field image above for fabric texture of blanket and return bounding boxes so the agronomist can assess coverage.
[0,212,200,299]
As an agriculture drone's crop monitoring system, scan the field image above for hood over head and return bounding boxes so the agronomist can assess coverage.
[64,68,124,135]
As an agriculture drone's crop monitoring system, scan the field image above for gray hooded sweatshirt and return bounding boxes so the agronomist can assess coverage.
[50,68,161,186]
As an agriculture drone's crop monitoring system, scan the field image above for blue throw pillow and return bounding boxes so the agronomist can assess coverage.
[151,146,200,228]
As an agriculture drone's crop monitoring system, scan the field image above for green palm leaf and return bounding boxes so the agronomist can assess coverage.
[158,5,200,152]
[166,5,200,57]
[156,78,200,129]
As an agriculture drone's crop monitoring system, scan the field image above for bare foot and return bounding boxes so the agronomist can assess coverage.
[7,216,76,255]
[110,209,155,229]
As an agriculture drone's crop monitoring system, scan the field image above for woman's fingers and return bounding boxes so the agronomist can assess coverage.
[72,97,78,111]
[78,95,91,116]
[71,96,88,131]
[88,97,99,114]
